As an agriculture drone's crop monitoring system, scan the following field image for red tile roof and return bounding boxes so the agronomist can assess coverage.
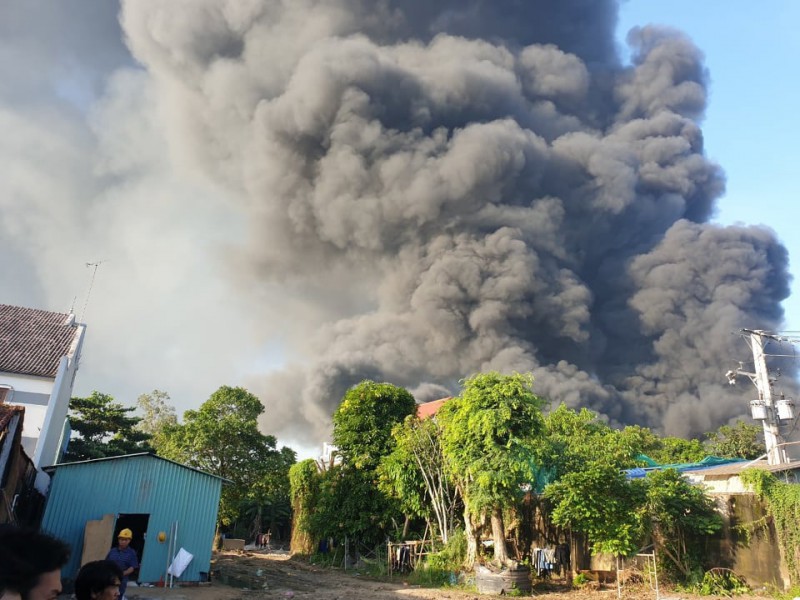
[0,304,80,378]
[417,397,451,419]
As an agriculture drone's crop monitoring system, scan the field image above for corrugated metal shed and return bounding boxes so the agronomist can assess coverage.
[40,453,224,582]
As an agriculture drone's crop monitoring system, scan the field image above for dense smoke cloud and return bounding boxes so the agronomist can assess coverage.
[2,0,793,448]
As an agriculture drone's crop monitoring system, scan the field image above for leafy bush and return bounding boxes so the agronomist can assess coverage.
[408,530,468,587]
[772,585,800,600]
[573,572,588,586]
[693,569,750,596]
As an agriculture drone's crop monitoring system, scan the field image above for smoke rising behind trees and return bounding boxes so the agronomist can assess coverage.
[1,0,794,449]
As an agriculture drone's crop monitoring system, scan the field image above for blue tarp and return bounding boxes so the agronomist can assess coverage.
[624,455,748,479]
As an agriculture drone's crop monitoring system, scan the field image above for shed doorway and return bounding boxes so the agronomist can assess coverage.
[113,513,150,579]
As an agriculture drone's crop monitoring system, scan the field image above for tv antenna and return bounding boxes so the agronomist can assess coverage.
[80,260,106,323]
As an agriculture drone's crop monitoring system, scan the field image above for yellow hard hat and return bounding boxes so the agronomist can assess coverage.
[118,528,133,539]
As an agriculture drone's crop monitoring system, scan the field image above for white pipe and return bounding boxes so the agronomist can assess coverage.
[164,526,171,587]
[170,521,179,587]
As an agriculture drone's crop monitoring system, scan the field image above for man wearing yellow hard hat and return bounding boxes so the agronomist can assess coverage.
[106,528,139,600]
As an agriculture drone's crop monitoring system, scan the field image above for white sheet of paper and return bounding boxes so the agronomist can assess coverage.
[167,547,193,577]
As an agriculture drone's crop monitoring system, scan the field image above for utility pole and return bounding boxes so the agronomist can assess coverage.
[727,329,789,465]
[747,330,786,465]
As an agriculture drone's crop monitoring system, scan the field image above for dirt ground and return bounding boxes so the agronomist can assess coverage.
[122,550,772,600]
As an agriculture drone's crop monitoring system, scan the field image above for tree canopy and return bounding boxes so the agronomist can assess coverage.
[706,420,765,459]
[438,372,546,565]
[379,414,460,543]
[155,386,295,528]
[289,459,322,555]
[279,373,740,581]
[316,380,418,545]
[546,461,645,556]
[64,391,151,462]
[332,380,417,470]
[135,389,178,435]
[543,403,723,577]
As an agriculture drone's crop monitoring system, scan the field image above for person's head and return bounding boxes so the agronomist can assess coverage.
[0,525,70,600]
[116,529,132,549]
[75,561,122,600]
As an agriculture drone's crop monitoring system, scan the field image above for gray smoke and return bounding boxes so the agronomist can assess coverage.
[3,1,791,448]
[117,0,792,444]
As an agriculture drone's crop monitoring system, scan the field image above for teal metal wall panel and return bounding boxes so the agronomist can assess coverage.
[41,454,222,583]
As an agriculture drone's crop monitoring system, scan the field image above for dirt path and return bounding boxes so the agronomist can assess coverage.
[124,550,768,600]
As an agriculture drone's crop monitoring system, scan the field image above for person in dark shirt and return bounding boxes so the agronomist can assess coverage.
[105,529,138,600]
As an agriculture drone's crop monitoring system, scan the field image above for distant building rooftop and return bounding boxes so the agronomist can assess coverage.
[417,397,451,419]
[0,304,80,378]
[683,459,800,478]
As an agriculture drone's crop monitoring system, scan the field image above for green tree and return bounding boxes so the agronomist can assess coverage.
[241,445,297,541]
[333,381,417,469]
[157,386,295,528]
[379,415,460,543]
[654,437,707,464]
[618,425,707,465]
[135,389,177,435]
[289,459,322,555]
[640,469,722,578]
[64,391,151,462]
[320,381,417,545]
[546,461,646,556]
[544,405,638,477]
[312,464,400,545]
[706,420,765,459]
[438,372,546,566]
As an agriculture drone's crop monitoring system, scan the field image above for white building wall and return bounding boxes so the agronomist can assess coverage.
[34,323,85,471]
[0,372,54,456]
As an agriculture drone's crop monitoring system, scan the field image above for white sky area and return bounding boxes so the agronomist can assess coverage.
[3,1,798,460]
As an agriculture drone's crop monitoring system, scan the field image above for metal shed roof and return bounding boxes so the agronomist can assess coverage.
[43,451,230,482]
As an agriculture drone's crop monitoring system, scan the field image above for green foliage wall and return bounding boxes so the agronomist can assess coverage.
[289,459,321,555]
[322,380,417,544]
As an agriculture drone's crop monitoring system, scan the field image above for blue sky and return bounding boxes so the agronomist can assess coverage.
[618,1,800,332]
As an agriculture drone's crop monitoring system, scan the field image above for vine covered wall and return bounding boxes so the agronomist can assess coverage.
[706,492,788,589]
[740,468,800,586]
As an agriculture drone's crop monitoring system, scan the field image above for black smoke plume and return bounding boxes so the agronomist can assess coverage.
[119,0,792,444]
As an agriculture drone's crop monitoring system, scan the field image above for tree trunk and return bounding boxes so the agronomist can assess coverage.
[464,504,479,568]
[490,507,509,566]
[213,522,222,551]
[251,506,263,545]
[402,515,411,539]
